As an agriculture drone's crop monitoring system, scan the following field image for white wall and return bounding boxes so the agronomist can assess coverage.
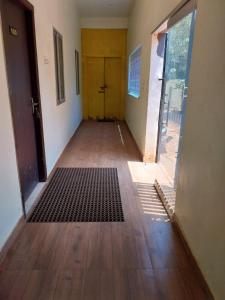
[33,0,82,173]
[0,0,82,250]
[126,0,225,298]
[81,17,128,29]
[175,1,225,299]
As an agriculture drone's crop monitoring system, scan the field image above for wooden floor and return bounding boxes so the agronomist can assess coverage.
[0,121,212,300]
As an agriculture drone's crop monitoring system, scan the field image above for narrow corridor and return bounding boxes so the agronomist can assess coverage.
[0,122,212,299]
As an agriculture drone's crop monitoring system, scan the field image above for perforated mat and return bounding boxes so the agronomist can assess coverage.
[28,168,124,223]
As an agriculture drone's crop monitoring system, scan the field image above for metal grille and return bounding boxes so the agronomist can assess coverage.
[28,168,124,223]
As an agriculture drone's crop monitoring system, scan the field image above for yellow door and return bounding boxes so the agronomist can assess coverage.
[82,29,127,120]
[87,57,104,119]
[105,58,122,120]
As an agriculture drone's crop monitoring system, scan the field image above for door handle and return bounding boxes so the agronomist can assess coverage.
[98,91,105,94]
[34,106,41,118]
[31,97,39,115]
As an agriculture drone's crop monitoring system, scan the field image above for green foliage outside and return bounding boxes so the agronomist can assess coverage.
[166,13,193,81]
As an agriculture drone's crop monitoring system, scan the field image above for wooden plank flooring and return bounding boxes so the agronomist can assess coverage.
[0,121,213,300]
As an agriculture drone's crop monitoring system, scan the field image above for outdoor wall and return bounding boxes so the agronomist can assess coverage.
[127,0,225,299]
[0,0,82,250]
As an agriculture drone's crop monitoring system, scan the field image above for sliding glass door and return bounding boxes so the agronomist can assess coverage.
[157,11,196,187]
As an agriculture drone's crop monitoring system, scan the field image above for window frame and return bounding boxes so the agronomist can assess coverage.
[53,28,65,105]
[75,49,80,95]
[128,46,142,99]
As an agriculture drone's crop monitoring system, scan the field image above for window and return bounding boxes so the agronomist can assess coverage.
[128,46,142,98]
[75,50,80,95]
[53,29,65,104]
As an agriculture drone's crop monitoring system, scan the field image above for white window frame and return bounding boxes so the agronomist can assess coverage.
[53,28,65,105]
[128,46,142,99]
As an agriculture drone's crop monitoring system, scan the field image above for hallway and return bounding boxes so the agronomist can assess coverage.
[0,122,211,300]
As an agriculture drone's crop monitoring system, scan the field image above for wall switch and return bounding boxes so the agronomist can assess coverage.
[44,57,49,64]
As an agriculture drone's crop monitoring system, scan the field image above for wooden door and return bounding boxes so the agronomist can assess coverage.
[1,0,40,202]
[82,29,127,120]
[105,58,122,119]
[87,57,105,119]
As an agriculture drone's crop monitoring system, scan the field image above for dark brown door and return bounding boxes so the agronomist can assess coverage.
[1,0,39,202]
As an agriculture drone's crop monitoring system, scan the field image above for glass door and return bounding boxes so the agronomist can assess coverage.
[157,11,196,187]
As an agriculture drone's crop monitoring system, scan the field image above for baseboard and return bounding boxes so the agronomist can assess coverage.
[0,120,84,263]
[172,214,214,300]
[46,119,83,179]
[26,120,84,219]
[154,175,214,299]
[0,216,25,266]
[124,121,144,161]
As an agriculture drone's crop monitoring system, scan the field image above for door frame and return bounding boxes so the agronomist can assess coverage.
[155,33,168,163]
[155,10,196,187]
[0,0,47,216]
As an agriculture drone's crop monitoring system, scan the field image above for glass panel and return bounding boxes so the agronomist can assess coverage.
[157,12,195,186]
[53,31,60,101]
[128,47,141,98]
[58,35,65,100]
[53,29,65,104]
[75,50,80,95]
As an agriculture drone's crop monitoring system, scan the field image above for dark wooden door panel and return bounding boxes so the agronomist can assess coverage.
[1,0,39,201]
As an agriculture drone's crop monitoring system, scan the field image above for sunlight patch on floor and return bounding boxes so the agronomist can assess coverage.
[127,161,170,222]
[127,161,157,184]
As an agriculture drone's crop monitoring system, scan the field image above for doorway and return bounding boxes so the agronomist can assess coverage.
[157,11,196,187]
[86,57,122,120]
[1,0,46,214]
[82,29,127,120]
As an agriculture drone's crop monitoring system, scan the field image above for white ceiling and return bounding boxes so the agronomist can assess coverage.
[77,0,134,17]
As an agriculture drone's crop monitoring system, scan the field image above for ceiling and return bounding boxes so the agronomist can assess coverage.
[77,0,134,17]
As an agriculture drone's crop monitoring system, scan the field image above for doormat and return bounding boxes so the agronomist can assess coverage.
[28,168,124,222]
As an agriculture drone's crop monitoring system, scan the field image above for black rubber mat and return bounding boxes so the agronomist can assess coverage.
[28,168,124,223]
